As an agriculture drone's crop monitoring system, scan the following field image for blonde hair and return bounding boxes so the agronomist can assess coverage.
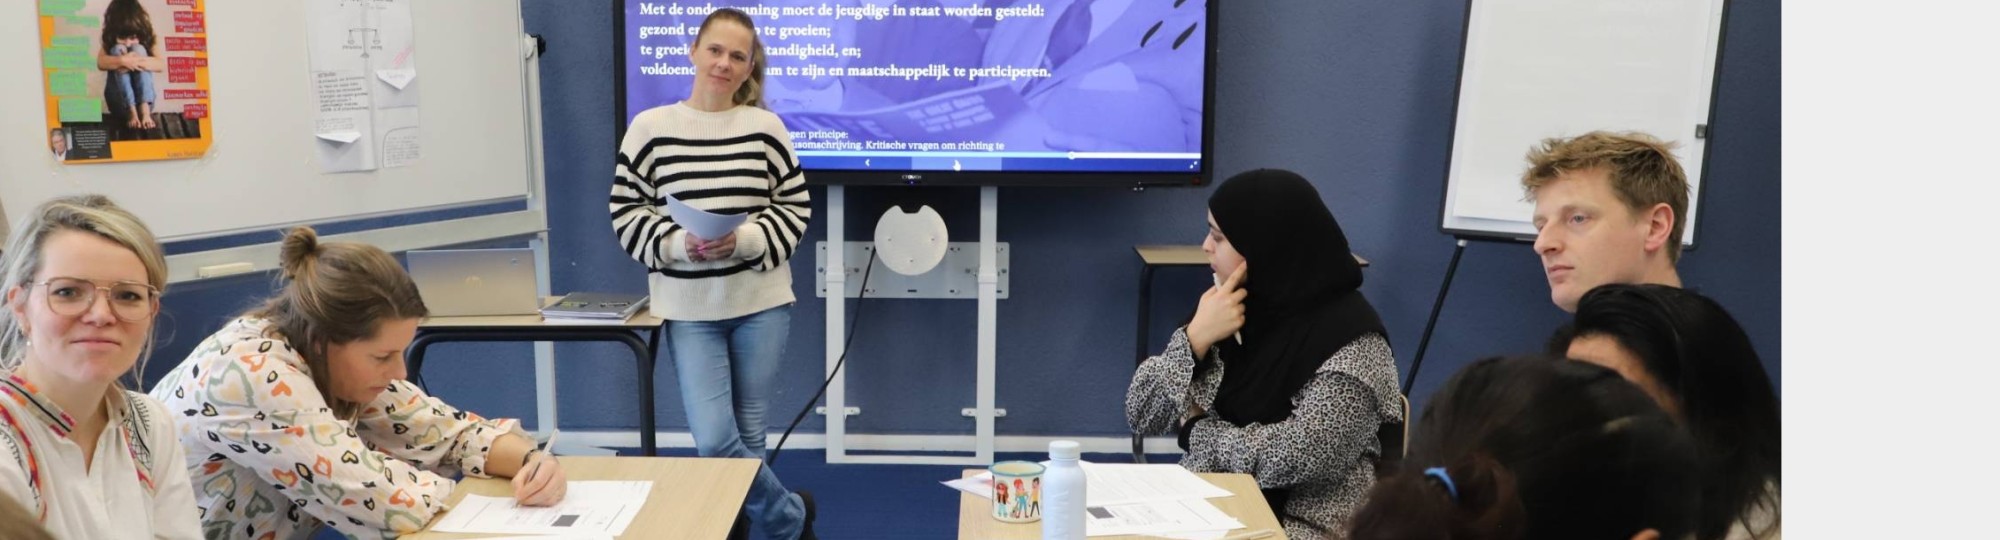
[1521,131,1691,261]
[248,227,426,418]
[0,195,167,380]
[697,8,767,109]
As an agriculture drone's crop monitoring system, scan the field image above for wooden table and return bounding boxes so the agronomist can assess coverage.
[405,456,759,540]
[955,469,1288,539]
[409,296,668,455]
[1130,246,1367,461]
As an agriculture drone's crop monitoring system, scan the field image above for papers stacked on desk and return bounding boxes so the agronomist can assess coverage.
[428,481,652,536]
[944,462,1249,537]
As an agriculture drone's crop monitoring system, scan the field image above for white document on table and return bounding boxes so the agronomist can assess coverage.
[1085,497,1246,537]
[1150,531,1235,540]
[428,481,652,536]
[942,474,993,499]
[1080,463,1234,506]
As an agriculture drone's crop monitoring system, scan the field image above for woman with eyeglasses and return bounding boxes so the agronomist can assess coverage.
[0,195,200,538]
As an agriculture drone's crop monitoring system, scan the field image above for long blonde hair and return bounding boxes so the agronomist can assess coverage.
[0,195,168,382]
[696,8,767,108]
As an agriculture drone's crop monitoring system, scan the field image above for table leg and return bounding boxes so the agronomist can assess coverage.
[614,332,658,457]
[408,332,442,392]
[1133,264,1157,464]
[646,323,665,456]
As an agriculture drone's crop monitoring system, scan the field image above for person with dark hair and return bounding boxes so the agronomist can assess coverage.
[1550,284,1782,540]
[1350,356,1700,540]
[1126,169,1402,539]
[98,0,163,131]
[611,8,818,540]
[151,227,566,539]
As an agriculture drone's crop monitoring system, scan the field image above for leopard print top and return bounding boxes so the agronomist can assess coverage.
[1127,328,1402,540]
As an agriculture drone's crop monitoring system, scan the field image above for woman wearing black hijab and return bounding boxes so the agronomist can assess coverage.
[1126,169,1404,540]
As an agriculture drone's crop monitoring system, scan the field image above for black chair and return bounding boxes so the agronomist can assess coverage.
[1374,393,1411,478]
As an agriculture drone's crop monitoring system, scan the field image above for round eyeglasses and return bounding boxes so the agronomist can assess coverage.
[29,277,160,322]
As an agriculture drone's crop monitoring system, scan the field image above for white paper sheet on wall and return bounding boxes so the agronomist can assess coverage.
[307,0,420,172]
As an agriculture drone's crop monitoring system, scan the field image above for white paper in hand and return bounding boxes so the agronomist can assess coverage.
[665,192,749,241]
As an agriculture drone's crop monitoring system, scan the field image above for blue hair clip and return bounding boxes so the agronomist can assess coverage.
[1423,466,1460,503]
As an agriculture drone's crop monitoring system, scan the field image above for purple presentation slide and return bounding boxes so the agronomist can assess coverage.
[620,0,1210,176]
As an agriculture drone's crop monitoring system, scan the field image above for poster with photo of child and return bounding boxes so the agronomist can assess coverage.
[38,0,211,163]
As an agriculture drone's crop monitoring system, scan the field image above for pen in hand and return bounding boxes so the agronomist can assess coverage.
[527,429,559,477]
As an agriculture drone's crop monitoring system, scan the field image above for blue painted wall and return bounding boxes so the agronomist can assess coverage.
[142,0,1778,438]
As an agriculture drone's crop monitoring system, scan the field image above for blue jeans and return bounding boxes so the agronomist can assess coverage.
[666,305,805,540]
[106,69,155,120]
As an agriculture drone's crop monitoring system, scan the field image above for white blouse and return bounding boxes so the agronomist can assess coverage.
[0,375,201,539]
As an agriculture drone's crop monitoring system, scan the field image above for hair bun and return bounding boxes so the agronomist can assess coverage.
[278,226,321,278]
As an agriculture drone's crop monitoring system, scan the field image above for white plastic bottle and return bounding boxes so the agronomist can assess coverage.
[1041,440,1087,540]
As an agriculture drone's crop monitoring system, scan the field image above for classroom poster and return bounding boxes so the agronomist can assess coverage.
[38,0,212,163]
[306,0,420,173]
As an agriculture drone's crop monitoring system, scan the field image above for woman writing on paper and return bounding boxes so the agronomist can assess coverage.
[151,226,565,539]
[610,8,818,539]
[1126,169,1403,540]
[0,195,199,539]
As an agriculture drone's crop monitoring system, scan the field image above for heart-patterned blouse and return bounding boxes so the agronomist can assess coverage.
[150,317,526,540]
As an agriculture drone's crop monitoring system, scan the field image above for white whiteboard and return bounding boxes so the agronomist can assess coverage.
[1441,0,1726,244]
[1,0,534,242]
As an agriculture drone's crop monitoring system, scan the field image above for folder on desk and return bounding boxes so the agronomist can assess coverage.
[540,292,648,320]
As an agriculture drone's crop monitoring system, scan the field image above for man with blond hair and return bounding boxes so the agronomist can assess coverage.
[1523,131,1690,312]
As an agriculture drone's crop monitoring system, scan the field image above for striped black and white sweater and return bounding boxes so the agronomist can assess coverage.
[612,102,811,321]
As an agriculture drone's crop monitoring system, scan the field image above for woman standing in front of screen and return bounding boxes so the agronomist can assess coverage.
[610,8,817,540]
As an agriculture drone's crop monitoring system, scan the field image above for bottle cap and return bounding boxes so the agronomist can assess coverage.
[1049,440,1081,460]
